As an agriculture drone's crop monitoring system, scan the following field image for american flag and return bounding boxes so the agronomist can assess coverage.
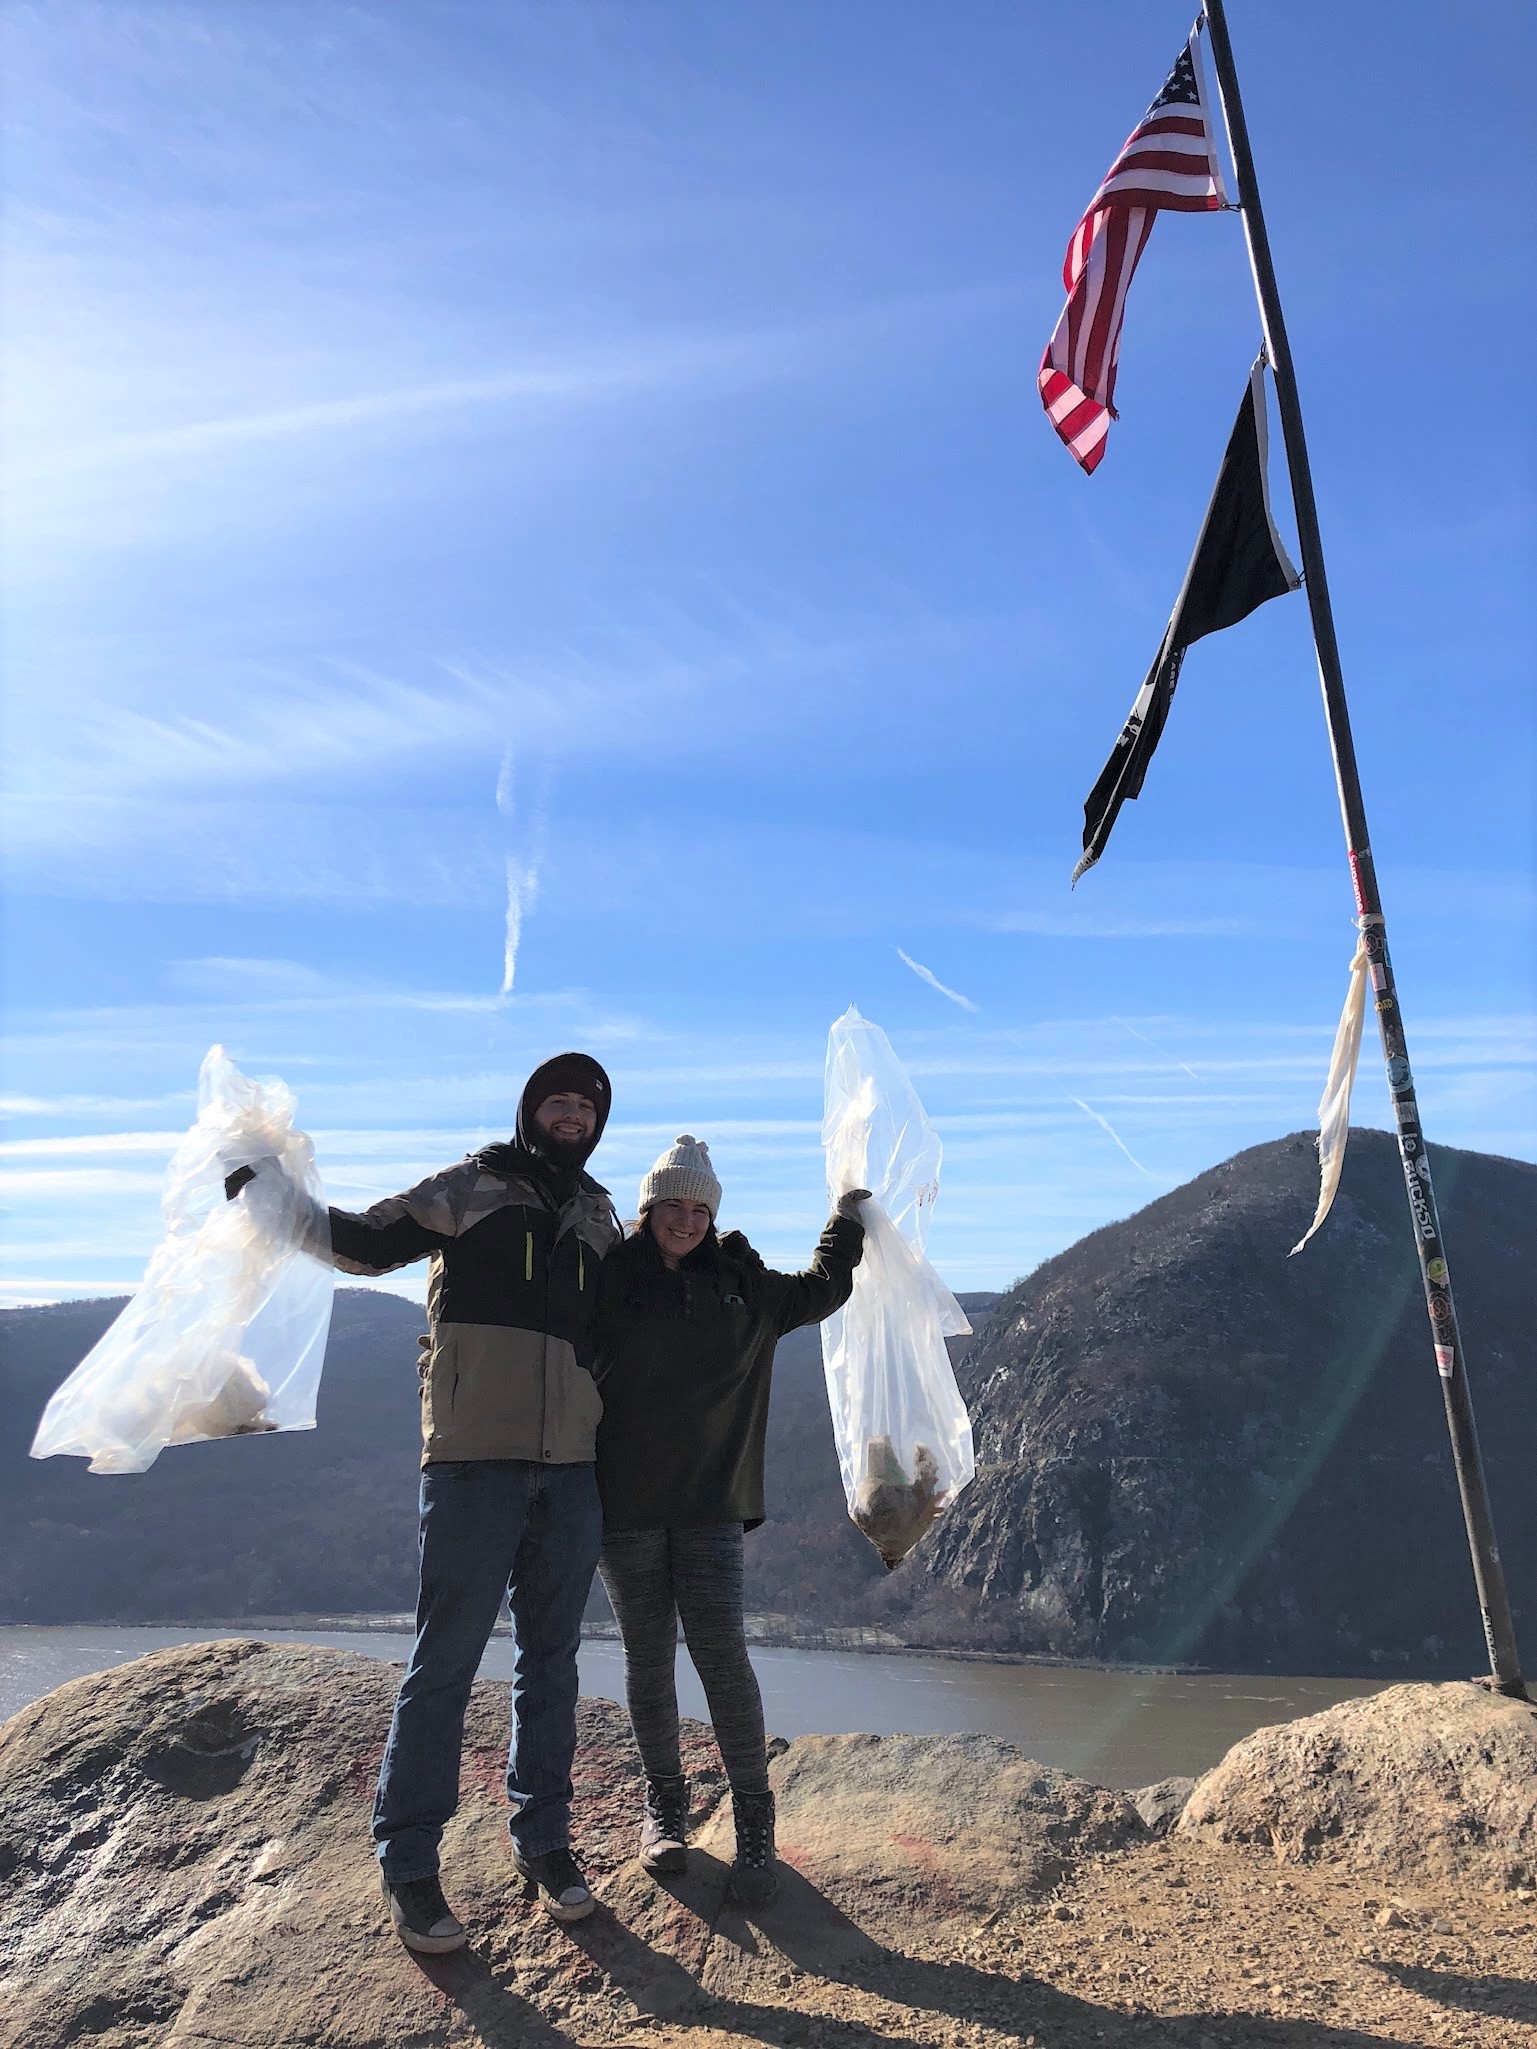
[1039,26,1227,474]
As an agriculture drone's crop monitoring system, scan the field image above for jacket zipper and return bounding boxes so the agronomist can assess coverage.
[531,1223,547,1457]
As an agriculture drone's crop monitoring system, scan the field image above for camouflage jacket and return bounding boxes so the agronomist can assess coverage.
[328,1155,620,1466]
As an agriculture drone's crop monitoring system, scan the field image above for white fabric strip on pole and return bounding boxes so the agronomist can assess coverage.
[1290,927,1371,1256]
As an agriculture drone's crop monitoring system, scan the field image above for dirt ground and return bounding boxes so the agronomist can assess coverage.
[401,1827,1537,2049]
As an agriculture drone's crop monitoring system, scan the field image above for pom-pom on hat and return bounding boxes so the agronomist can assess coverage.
[638,1135,722,1219]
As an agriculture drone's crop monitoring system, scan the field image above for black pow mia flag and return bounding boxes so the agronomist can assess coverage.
[1072,358,1301,884]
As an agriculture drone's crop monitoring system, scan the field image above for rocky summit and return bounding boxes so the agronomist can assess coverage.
[921,1127,1535,1671]
[3,1639,1535,2049]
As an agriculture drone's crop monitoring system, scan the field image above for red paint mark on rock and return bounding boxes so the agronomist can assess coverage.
[457,1749,507,1800]
[891,1833,939,1873]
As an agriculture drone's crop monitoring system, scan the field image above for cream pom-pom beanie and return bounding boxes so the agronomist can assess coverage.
[638,1134,723,1219]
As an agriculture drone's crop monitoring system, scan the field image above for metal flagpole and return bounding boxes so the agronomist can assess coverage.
[1200,0,1526,1698]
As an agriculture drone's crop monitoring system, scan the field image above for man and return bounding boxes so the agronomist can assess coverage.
[232,1051,619,1953]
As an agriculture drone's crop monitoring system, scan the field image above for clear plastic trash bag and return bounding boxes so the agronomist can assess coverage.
[29,1046,334,1475]
[820,1006,975,1567]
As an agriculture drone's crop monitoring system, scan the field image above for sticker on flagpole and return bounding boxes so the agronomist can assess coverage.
[1348,849,1370,917]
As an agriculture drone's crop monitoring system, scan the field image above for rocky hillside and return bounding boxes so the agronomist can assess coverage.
[0,1286,996,1627]
[2,1639,1533,2048]
[920,1128,1535,1673]
[2,1290,427,1620]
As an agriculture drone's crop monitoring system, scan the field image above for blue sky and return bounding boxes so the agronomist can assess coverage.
[2,0,1533,1305]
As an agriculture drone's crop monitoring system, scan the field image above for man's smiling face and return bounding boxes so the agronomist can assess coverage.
[532,1092,597,1159]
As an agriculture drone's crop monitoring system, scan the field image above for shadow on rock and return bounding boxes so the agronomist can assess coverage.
[1369,1957,1537,2029]
[567,1875,722,2020]
[410,1947,575,2049]
[682,1862,1426,2049]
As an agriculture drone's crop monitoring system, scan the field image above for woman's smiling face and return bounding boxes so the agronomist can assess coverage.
[648,1199,712,1266]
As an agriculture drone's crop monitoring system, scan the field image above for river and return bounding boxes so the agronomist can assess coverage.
[0,1622,1389,1787]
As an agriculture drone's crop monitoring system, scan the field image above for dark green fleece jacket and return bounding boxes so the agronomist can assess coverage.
[591,1214,863,1532]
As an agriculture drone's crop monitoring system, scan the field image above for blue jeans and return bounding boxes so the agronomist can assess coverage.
[372,1459,602,1883]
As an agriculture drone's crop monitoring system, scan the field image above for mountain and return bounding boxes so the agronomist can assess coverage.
[916,1128,1535,1673]
[0,1284,997,1628]
[4,1128,1532,1677]
[2,1290,427,1621]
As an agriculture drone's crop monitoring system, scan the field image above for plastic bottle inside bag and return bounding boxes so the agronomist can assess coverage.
[820,1007,975,1567]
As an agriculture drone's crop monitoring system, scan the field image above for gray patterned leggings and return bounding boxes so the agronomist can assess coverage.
[598,1523,770,1796]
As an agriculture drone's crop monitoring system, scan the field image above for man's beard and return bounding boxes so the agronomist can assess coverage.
[536,1131,590,1172]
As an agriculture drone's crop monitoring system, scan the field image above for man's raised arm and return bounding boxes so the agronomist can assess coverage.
[327,1163,470,1276]
[228,1157,467,1277]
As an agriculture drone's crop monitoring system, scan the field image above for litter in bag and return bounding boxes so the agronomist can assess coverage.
[820,1006,975,1568]
[30,1046,334,1475]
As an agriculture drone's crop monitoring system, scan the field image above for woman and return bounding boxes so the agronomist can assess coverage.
[592,1134,866,1905]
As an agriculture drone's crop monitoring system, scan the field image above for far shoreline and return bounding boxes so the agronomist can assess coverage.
[0,1611,1447,1686]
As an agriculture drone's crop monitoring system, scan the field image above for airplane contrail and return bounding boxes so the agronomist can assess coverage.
[1113,1015,1202,1083]
[495,750,552,996]
[897,949,979,1012]
[1071,1096,1158,1178]
[500,857,541,996]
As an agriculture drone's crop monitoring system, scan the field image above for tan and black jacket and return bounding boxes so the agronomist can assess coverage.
[329,1152,620,1468]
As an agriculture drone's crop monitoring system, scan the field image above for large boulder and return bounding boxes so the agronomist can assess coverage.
[0,1639,1137,2049]
[1178,1678,1537,1888]
[768,1730,1139,1915]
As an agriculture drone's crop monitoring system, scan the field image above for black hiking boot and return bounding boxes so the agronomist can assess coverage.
[511,1842,597,1922]
[381,1872,467,1953]
[639,1774,689,1875]
[726,1789,778,1906]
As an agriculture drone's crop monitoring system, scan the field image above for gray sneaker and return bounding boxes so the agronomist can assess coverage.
[382,1872,467,1953]
[639,1775,689,1875]
[512,1843,596,1922]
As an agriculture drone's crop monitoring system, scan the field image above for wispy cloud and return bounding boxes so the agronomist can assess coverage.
[4,609,976,911]
[0,1091,194,1119]
[13,288,1017,488]
[164,956,549,1018]
[981,910,1262,940]
[0,1132,182,1159]
[0,1280,137,1305]
[896,949,979,1012]
[0,1167,169,1195]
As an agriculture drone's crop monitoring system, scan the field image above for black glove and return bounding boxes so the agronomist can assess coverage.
[836,1188,872,1221]
[224,1164,257,1202]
